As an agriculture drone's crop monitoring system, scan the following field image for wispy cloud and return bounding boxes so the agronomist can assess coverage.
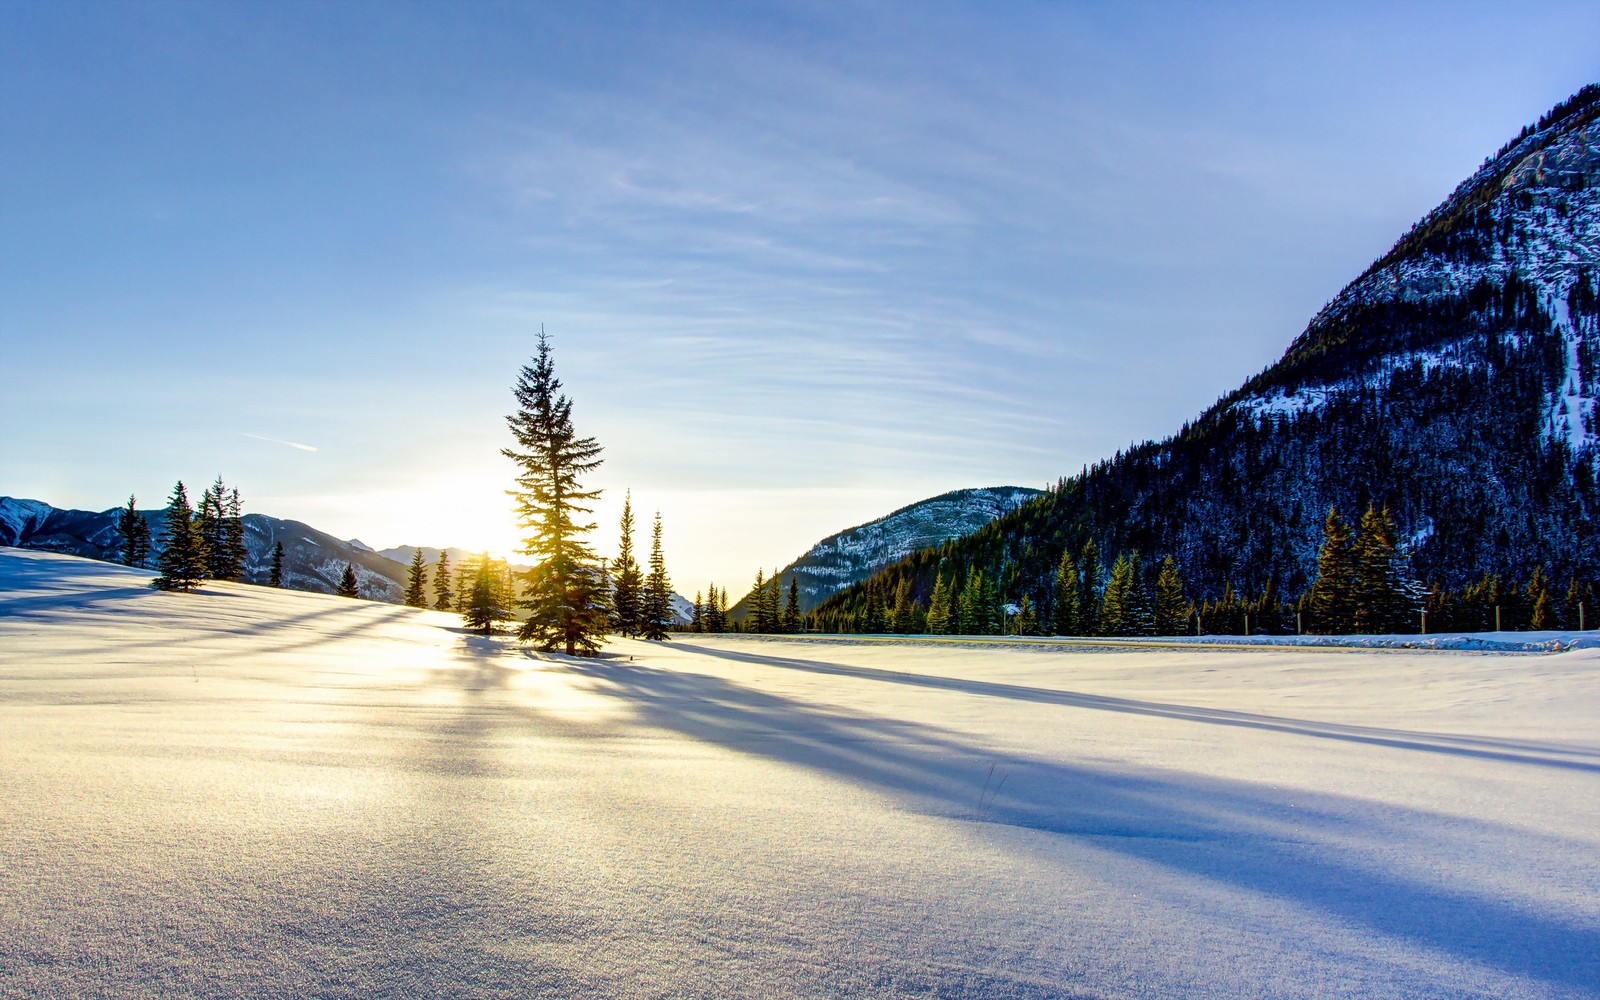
[242,432,318,453]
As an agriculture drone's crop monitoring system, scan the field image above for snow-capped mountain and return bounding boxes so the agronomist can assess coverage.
[0,496,414,600]
[820,86,1600,619]
[732,486,1042,615]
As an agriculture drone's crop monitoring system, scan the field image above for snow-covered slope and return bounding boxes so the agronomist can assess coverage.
[735,485,1041,615]
[3,548,1596,998]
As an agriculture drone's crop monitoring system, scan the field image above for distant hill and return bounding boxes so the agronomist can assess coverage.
[731,486,1041,617]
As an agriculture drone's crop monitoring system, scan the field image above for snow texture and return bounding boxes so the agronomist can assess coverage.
[2,548,1597,999]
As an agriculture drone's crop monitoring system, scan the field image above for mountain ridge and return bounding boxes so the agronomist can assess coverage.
[817,85,1600,629]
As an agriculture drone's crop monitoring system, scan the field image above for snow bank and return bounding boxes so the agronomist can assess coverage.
[3,549,1596,999]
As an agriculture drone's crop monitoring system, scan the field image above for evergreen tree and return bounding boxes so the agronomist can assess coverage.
[891,578,913,634]
[463,551,512,635]
[269,541,285,587]
[1153,556,1189,635]
[454,565,472,612]
[432,550,454,610]
[641,512,672,641]
[976,571,1001,635]
[926,571,954,635]
[117,495,151,568]
[783,576,802,633]
[691,592,705,633]
[1309,507,1357,634]
[404,548,429,608]
[503,331,610,655]
[1353,505,1421,633]
[767,571,783,632]
[1051,550,1081,636]
[748,568,767,632]
[1101,552,1136,636]
[1012,594,1039,635]
[955,573,978,634]
[154,481,206,591]
[1526,566,1553,630]
[337,563,361,598]
[610,491,644,637]
[1079,539,1103,636]
[1126,554,1154,636]
[218,487,246,581]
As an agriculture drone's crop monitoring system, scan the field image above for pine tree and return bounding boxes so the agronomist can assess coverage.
[767,570,782,632]
[1153,556,1190,635]
[1353,505,1420,633]
[1527,566,1553,630]
[1051,550,1081,635]
[1309,507,1357,634]
[891,578,913,634]
[690,592,705,633]
[463,551,512,635]
[269,541,285,587]
[1101,552,1136,636]
[154,481,206,591]
[1126,554,1154,636]
[432,550,453,610]
[1012,594,1039,635]
[503,332,611,656]
[218,487,246,581]
[955,573,978,634]
[641,511,672,641]
[337,563,361,598]
[1079,539,1103,636]
[404,548,429,608]
[977,571,1001,635]
[926,571,954,635]
[783,576,802,633]
[117,495,151,568]
[610,492,644,637]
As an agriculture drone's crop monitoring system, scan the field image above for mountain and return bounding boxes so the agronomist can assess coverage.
[1,498,697,624]
[731,486,1042,616]
[817,86,1600,626]
[1,496,415,601]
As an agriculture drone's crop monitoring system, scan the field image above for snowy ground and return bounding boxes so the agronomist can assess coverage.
[2,549,1597,999]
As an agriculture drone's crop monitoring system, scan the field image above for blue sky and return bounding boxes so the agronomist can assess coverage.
[3,1,1597,595]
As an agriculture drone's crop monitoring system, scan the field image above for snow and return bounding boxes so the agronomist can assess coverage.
[3,548,1598,999]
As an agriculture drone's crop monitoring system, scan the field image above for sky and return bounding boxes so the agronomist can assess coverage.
[2,1,1597,596]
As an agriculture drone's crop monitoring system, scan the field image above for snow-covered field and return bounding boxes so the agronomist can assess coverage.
[2,549,1597,999]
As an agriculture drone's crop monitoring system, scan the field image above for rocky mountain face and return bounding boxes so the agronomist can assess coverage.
[819,86,1600,622]
[732,486,1042,616]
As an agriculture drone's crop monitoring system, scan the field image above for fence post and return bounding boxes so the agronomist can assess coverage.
[1420,609,1427,636]
[1297,611,1303,635]
[1495,605,1502,632]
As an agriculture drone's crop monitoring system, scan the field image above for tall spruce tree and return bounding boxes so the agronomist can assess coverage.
[1079,539,1103,636]
[154,481,206,591]
[926,571,954,635]
[783,576,802,633]
[690,592,705,633]
[611,492,644,636]
[337,563,361,598]
[1153,556,1190,635]
[433,550,454,610]
[1101,552,1136,636]
[503,331,610,655]
[220,488,246,581]
[464,552,512,635]
[269,540,285,587]
[641,511,672,641]
[404,548,429,608]
[1051,550,1081,635]
[1309,507,1358,634]
[117,495,152,568]
[1353,505,1419,633]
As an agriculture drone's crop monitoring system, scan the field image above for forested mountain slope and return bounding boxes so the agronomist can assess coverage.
[819,86,1600,627]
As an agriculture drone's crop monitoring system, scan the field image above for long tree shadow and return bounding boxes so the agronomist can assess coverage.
[672,641,1600,772]
[457,650,1598,994]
